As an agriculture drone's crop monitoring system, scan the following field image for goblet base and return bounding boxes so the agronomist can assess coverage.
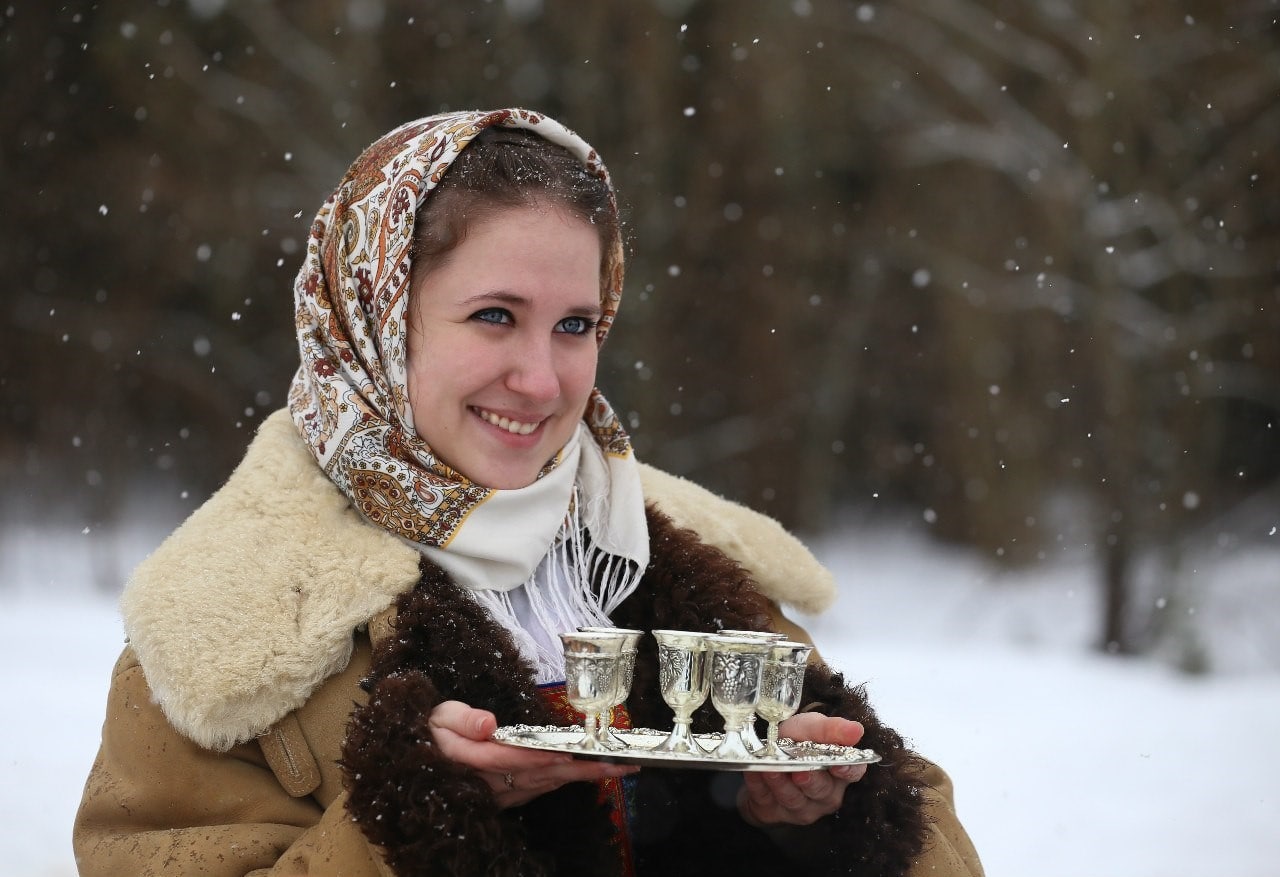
[652,724,706,755]
[708,727,756,761]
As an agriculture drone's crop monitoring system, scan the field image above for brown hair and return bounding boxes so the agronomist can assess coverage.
[409,126,618,289]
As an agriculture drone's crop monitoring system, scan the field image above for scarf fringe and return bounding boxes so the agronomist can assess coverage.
[468,490,644,684]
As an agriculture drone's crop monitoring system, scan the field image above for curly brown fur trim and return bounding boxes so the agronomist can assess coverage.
[341,561,621,877]
[789,662,933,876]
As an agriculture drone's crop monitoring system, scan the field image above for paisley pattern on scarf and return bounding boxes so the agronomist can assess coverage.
[287,109,631,548]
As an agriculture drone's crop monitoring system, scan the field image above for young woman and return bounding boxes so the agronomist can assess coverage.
[73,109,983,877]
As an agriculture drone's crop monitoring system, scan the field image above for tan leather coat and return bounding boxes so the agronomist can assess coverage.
[73,410,983,876]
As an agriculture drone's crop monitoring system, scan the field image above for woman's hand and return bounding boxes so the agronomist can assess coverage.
[427,700,638,808]
[738,713,868,827]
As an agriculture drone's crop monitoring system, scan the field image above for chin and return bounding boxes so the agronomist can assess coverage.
[458,429,572,489]
[472,465,543,491]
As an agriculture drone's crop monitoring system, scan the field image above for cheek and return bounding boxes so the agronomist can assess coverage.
[404,325,428,405]
[404,348,430,405]
[564,348,599,400]
[405,345,456,429]
[407,328,471,398]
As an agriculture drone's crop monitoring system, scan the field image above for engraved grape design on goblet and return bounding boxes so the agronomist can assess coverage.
[706,635,773,760]
[577,626,643,750]
[650,629,715,754]
[559,631,627,752]
[756,640,813,758]
[717,630,786,754]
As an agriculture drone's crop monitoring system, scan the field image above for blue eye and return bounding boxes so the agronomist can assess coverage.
[557,316,596,335]
[473,308,512,325]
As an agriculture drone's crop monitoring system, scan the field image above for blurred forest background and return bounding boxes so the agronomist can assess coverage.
[2,0,1278,662]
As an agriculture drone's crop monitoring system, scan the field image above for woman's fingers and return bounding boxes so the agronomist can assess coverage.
[426,700,638,808]
[777,712,865,747]
[741,768,853,826]
[428,701,569,771]
[487,756,638,807]
[428,699,496,739]
[755,770,814,811]
[739,714,869,827]
[829,762,868,783]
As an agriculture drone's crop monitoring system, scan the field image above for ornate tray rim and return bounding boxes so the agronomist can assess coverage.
[491,724,881,772]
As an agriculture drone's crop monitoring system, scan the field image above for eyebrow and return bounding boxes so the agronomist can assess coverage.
[459,291,603,319]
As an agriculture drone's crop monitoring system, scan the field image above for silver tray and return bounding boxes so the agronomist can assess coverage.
[492,724,881,772]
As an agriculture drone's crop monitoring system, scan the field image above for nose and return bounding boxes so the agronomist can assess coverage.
[504,334,560,403]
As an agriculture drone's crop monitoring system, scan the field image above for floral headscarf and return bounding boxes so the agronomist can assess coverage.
[287,109,647,611]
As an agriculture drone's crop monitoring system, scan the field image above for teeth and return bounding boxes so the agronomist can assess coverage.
[477,408,540,435]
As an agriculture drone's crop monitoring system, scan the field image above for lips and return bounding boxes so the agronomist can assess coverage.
[473,406,544,436]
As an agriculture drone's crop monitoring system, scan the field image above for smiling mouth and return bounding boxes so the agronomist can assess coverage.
[474,407,543,436]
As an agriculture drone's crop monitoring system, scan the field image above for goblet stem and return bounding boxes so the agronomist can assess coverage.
[712,721,756,760]
[592,708,628,751]
[740,714,765,753]
[653,707,702,754]
[577,710,604,751]
[759,719,789,759]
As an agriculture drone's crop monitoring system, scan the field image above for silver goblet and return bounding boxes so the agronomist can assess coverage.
[559,631,627,751]
[650,629,715,754]
[577,626,643,749]
[756,640,813,758]
[717,630,787,753]
[706,634,774,760]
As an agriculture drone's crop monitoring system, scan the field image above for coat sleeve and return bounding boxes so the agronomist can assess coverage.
[908,761,985,877]
[72,649,394,877]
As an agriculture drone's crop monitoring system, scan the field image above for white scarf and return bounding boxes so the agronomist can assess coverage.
[421,424,648,682]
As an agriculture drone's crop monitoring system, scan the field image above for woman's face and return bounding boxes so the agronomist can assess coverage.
[405,203,603,490]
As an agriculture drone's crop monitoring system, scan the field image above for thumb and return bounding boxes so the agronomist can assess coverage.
[466,708,498,740]
[429,700,498,741]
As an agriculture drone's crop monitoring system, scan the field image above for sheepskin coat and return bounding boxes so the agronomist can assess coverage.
[72,410,983,877]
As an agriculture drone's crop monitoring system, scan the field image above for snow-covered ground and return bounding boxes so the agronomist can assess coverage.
[3,518,1278,876]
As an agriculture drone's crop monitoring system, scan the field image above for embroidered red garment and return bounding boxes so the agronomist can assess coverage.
[538,682,636,877]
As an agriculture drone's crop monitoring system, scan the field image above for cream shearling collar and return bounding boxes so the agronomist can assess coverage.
[121,409,835,750]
